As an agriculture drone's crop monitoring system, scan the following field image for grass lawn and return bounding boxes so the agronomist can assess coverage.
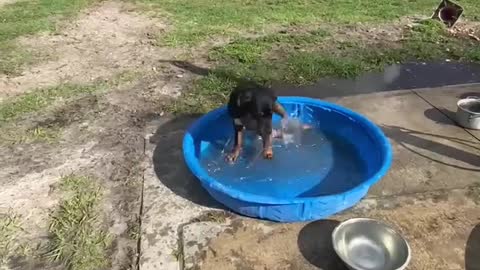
[128,0,480,114]
[136,0,480,46]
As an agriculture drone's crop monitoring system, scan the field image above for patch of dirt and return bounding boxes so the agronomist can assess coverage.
[0,142,102,239]
[330,18,417,44]
[450,20,480,40]
[350,197,479,270]
[0,1,185,101]
[193,189,480,270]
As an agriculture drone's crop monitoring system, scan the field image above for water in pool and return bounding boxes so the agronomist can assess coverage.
[200,119,367,198]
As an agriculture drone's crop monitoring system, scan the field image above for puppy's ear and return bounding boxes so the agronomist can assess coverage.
[237,91,253,107]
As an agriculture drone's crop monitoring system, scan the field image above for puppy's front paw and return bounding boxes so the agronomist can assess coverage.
[226,149,241,163]
[263,148,273,160]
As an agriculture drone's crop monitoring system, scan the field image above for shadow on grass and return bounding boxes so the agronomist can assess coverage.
[161,60,263,88]
[163,60,210,76]
[382,125,480,171]
[150,115,225,209]
[297,220,348,269]
[466,224,480,270]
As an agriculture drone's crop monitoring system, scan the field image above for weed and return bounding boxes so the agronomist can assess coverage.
[127,217,141,241]
[27,127,60,142]
[46,175,111,270]
[171,247,182,261]
[190,211,231,224]
[0,212,23,265]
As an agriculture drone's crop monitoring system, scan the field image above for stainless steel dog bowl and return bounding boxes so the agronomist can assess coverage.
[332,218,411,270]
[456,96,480,130]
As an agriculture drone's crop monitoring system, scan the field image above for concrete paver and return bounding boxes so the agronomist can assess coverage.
[328,90,480,197]
[139,118,217,270]
[141,85,480,270]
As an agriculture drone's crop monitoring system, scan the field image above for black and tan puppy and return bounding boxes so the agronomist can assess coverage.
[226,83,286,163]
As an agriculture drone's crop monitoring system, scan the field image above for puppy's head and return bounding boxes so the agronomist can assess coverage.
[232,84,276,136]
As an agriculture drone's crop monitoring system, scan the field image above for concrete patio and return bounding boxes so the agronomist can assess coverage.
[140,84,480,270]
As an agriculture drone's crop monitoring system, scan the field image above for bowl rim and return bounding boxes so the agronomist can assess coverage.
[331,218,411,270]
[457,96,480,115]
[182,96,393,204]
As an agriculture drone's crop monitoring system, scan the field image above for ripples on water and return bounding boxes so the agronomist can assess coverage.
[199,119,367,198]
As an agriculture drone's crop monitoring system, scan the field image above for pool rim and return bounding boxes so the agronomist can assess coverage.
[182,96,392,205]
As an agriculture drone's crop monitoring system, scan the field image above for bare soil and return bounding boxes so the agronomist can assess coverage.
[0,1,194,269]
[0,1,185,101]
[195,189,480,270]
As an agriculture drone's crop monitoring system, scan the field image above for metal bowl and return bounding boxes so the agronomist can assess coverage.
[332,218,411,270]
[456,96,480,130]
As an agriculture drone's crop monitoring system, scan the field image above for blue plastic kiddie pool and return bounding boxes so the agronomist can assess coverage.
[183,97,392,222]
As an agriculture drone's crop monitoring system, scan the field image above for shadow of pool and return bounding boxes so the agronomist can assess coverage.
[466,224,480,270]
[151,115,225,209]
[298,220,348,270]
